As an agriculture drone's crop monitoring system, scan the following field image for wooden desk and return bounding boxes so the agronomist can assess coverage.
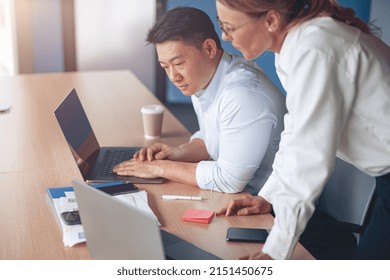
[0,70,313,260]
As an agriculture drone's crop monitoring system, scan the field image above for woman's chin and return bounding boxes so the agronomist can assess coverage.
[243,50,264,61]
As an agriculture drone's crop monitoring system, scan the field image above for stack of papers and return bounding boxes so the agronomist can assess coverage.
[182,208,215,224]
[47,187,160,247]
[47,187,85,247]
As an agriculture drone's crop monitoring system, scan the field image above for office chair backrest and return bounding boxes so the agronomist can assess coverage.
[317,157,376,233]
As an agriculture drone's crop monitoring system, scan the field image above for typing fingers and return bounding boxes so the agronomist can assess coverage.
[134,148,148,161]
[113,160,133,175]
[146,143,165,161]
[113,160,160,178]
[133,151,140,159]
[113,161,144,177]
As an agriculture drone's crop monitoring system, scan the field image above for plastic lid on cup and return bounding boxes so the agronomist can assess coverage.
[141,104,164,114]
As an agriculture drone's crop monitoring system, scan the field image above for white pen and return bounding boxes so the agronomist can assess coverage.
[160,195,203,201]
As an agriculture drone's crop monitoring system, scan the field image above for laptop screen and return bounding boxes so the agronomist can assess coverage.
[54,89,100,177]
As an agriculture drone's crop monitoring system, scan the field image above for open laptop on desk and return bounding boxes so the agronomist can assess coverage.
[54,88,163,184]
[72,178,220,260]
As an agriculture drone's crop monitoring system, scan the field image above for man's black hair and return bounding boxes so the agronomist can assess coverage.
[146,6,222,49]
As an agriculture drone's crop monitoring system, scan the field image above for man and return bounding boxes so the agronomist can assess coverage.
[114,6,286,195]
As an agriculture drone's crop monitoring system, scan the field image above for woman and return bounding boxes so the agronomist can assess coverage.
[216,0,390,259]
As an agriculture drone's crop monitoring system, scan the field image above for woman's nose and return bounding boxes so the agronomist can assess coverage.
[221,32,231,41]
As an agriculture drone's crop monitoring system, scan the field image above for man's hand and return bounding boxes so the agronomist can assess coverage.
[217,195,272,216]
[134,142,182,162]
[113,159,163,178]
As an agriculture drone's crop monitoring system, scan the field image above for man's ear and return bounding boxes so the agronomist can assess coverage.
[203,39,218,58]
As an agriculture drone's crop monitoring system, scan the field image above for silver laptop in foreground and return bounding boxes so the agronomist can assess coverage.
[72,178,220,260]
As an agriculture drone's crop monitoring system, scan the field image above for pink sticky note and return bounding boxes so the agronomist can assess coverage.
[182,208,215,224]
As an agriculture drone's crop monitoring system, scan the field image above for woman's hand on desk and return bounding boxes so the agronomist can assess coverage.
[216,195,272,216]
[240,251,273,260]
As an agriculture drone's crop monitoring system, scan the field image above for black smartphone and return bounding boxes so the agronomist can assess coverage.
[60,210,81,226]
[226,227,269,243]
[95,182,139,196]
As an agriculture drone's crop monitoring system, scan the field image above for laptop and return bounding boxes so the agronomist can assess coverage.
[72,178,221,260]
[54,88,163,184]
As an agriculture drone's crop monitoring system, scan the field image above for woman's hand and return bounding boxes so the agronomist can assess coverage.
[239,251,273,260]
[217,195,272,216]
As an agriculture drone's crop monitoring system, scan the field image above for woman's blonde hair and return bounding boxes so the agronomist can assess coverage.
[217,0,380,36]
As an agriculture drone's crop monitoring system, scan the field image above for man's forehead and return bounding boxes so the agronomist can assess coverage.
[156,40,200,62]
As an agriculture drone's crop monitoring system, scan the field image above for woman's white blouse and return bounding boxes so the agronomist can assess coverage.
[260,17,390,259]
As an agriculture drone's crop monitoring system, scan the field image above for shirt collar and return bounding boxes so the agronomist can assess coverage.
[194,51,232,110]
[275,20,312,88]
[277,18,323,73]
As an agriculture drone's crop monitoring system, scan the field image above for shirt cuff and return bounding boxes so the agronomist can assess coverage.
[190,131,203,142]
[195,160,217,191]
[258,173,300,259]
[262,220,299,260]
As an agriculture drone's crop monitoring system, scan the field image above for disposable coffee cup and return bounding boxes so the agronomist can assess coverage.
[141,104,164,139]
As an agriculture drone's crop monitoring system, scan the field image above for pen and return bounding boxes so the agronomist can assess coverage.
[160,195,203,201]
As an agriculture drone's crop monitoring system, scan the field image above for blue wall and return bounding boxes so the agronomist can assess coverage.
[165,0,371,103]
[338,0,371,22]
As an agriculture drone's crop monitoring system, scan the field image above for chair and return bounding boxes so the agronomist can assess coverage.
[317,157,376,242]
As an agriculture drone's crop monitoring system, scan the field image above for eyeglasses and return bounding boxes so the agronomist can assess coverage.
[216,11,268,36]
[216,17,254,36]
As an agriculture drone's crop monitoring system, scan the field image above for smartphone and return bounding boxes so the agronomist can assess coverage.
[95,182,139,196]
[60,210,81,226]
[226,227,269,243]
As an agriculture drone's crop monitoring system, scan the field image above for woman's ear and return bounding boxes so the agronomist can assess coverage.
[265,10,282,33]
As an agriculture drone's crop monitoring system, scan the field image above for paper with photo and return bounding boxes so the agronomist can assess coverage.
[49,189,159,247]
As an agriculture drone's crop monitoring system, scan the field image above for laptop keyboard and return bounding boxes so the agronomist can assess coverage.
[100,150,135,176]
